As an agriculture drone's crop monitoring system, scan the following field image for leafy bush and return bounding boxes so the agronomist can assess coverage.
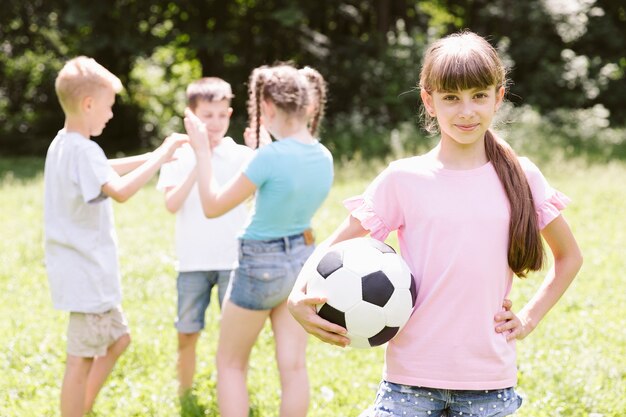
[129,45,202,144]
[495,103,626,162]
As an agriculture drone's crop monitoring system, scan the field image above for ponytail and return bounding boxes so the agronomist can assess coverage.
[484,130,544,277]
[418,31,539,276]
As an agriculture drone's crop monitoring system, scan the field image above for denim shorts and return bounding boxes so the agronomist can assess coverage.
[360,381,523,417]
[226,234,314,310]
[176,270,232,333]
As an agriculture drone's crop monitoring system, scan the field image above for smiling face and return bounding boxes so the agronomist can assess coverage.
[421,85,504,149]
[192,99,232,148]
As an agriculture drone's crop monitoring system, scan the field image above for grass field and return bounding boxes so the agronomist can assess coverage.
[0,156,624,417]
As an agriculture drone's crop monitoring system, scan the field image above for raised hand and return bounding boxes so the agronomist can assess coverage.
[157,132,188,161]
[243,123,272,149]
[183,108,210,154]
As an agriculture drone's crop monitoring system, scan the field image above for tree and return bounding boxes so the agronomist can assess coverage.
[0,0,624,157]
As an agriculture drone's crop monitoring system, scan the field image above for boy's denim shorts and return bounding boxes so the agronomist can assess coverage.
[360,380,523,417]
[226,234,314,311]
[176,270,231,333]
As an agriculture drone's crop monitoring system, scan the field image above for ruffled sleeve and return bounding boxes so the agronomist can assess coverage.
[536,190,571,230]
[344,195,392,241]
[519,156,571,230]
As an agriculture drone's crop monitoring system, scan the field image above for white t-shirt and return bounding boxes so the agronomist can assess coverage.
[157,138,253,271]
[44,129,121,313]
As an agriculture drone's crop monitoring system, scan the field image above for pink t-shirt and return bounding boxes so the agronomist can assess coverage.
[344,155,569,390]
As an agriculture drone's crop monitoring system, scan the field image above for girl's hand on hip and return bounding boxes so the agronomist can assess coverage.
[495,298,531,341]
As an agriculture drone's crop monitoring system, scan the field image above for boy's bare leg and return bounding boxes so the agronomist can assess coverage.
[177,332,201,395]
[61,355,93,417]
[84,334,131,413]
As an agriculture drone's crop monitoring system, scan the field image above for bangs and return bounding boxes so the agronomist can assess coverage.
[422,34,505,93]
[433,55,498,92]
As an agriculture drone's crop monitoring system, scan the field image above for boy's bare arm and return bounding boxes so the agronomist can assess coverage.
[102,134,187,203]
[109,153,152,176]
[110,134,189,175]
[163,169,197,213]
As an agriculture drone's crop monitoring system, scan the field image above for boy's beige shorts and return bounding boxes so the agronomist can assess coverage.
[66,306,129,357]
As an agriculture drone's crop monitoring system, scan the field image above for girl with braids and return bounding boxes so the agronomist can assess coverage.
[288,31,582,417]
[184,63,333,417]
[244,65,327,149]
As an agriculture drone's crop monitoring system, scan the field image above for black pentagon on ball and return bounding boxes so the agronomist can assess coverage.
[361,271,395,307]
[367,238,396,254]
[318,303,346,328]
[369,326,400,347]
[409,274,418,307]
[316,249,343,278]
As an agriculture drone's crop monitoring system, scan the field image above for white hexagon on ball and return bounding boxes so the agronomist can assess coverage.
[345,302,386,338]
[380,252,413,289]
[311,267,362,313]
[383,289,414,327]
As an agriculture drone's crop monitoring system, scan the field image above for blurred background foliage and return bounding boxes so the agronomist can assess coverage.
[1,0,624,160]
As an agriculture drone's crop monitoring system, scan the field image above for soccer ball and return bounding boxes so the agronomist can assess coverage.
[307,237,417,348]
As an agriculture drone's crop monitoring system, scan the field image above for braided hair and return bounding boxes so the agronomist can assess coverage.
[299,66,327,137]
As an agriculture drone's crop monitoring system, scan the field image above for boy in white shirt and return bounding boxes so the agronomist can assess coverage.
[156,77,252,396]
[44,56,186,417]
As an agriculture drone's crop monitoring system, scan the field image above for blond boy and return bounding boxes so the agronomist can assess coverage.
[44,56,186,417]
[156,78,252,396]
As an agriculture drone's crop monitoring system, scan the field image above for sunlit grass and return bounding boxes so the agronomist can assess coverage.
[0,157,624,416]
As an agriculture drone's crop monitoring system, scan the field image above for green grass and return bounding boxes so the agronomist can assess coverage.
[0,157,624,416]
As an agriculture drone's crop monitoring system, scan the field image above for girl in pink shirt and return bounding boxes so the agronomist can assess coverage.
[288,31,583,417]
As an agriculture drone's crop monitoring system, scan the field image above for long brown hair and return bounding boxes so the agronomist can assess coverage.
[419,31,543,277]
[246,64,311,148]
